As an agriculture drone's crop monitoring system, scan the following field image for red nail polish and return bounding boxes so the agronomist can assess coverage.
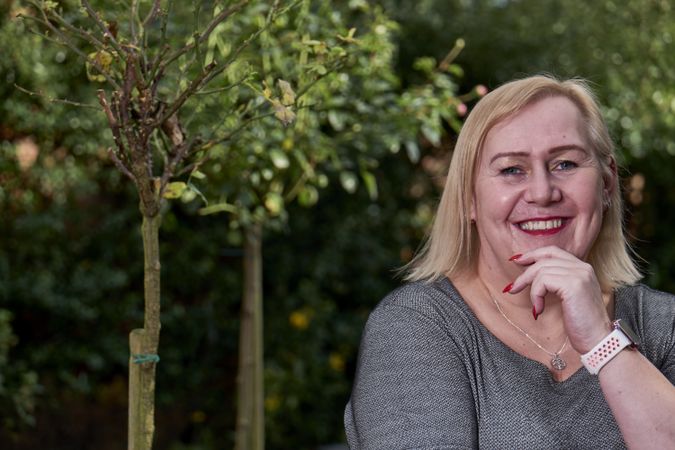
[532,306,538,320]
[509,254,522,261]
[502,283,513,293]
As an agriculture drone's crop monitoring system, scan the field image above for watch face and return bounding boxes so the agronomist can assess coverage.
[615,319,641,347]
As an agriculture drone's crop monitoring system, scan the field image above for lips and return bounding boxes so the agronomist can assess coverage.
[516,217,568,235]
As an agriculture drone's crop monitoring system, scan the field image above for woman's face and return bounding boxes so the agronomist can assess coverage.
[472,95,613,273]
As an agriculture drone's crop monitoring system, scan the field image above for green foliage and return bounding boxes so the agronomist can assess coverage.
[378,0,675,294]
[0,310,40,429]
[261,150,430,448]
[2,0,470,447]
[18,0,675,448]
[0,1,111,431]
[183,1,473,233]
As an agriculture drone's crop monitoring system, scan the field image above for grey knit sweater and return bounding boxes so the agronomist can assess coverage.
[344,279,675,449]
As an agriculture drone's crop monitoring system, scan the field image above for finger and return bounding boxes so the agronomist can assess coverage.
[527,271,572,319]
[509,246,580,266]
[508,262,575,295]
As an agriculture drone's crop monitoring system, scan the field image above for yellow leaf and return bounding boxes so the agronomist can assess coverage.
[262,80,273,100]
[271,99,296,127]
[337,27,359,43]
[281,137,294,151]
[163,182,187,199]
[264,192,284,216]
[85,50,114,83]
[277,79,295,106]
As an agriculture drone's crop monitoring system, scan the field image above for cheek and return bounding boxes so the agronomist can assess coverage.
[475,184,517,220]
[581,180,605,211]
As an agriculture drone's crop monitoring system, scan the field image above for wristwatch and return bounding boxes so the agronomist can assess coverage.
[580,319,640,375]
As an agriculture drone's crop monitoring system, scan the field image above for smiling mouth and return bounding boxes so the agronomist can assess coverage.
[516,218,567,235]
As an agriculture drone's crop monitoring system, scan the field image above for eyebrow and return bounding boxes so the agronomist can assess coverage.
[489,144,588,164]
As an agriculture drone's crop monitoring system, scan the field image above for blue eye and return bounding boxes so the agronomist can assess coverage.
[554,160,578,171]
[500,166,523,175]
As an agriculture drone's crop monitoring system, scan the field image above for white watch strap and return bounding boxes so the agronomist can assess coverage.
[580,328,631,375]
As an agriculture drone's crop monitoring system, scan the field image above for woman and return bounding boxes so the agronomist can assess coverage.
[344,75,675,449]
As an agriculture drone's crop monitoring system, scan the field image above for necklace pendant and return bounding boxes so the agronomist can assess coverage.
[551,354,567,371]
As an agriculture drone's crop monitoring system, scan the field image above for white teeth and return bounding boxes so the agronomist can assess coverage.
[519,219,563,231]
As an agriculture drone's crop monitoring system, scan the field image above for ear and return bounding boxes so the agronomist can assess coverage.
[603,155,618,200]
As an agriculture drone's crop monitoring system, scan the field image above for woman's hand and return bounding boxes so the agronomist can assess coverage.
[507,246,612,354]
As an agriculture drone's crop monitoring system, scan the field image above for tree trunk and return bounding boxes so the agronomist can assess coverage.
[235,222,264,450]
[129,213,162,450]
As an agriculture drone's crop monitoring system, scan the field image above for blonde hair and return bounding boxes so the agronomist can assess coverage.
[404,75,641,290]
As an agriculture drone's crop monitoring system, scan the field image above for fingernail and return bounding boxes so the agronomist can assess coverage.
[502,283,513,293]
[532,306,538,320]
[509,254,522,261]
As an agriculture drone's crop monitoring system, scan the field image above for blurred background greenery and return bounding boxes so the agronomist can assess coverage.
[1,0,674,449]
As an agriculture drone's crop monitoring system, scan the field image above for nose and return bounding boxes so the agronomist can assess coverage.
[524,168,562,205]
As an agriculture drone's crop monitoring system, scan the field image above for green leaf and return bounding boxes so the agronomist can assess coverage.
[198,202,239,216]
[361,170,378,200]
[421,124,441,147]
[298,185,319,207]
[185,182,208,205]
[328,111,345,131]
[43,0,59,12]
[340,171,358,193]
[447,64,464,77]
[264,192,284,216]
[270,149,290,169]
[190,170,206,180]
[310,64,327,75]
[293,150,315,178]
[413,57,436,74]
[163,182,187,199]
[405,140,420,164]
[317,173,329,188]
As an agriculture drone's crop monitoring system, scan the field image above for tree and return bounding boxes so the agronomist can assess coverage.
[19,1,476,448]
[176,2,476,447]
[18,0,301,447]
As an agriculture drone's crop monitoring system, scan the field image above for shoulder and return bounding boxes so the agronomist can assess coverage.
[374,279,470,323]
[615,283,675,367]
[616,283,675,316]
[363,279,477,343]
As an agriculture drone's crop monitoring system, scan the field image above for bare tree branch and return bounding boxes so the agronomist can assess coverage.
[19,8,122,90]
[130,0,140,44]
[198,111,276,151]
[159,137,200,193]
[195,72,251,95]
[176,156,210,177]
[97,90,129,160]
[14,84,99,109]
[142,0,163,28]
[108,147,137,181]
[81,0,126,60]
[156,60,217,128]
[39,6,108,51]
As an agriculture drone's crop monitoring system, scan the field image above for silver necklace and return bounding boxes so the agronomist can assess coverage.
[483,282,569,370]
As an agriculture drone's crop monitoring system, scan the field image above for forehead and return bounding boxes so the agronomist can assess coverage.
[482,96,588,156]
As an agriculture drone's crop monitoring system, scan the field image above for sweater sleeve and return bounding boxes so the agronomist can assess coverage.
[344,302,478,450]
